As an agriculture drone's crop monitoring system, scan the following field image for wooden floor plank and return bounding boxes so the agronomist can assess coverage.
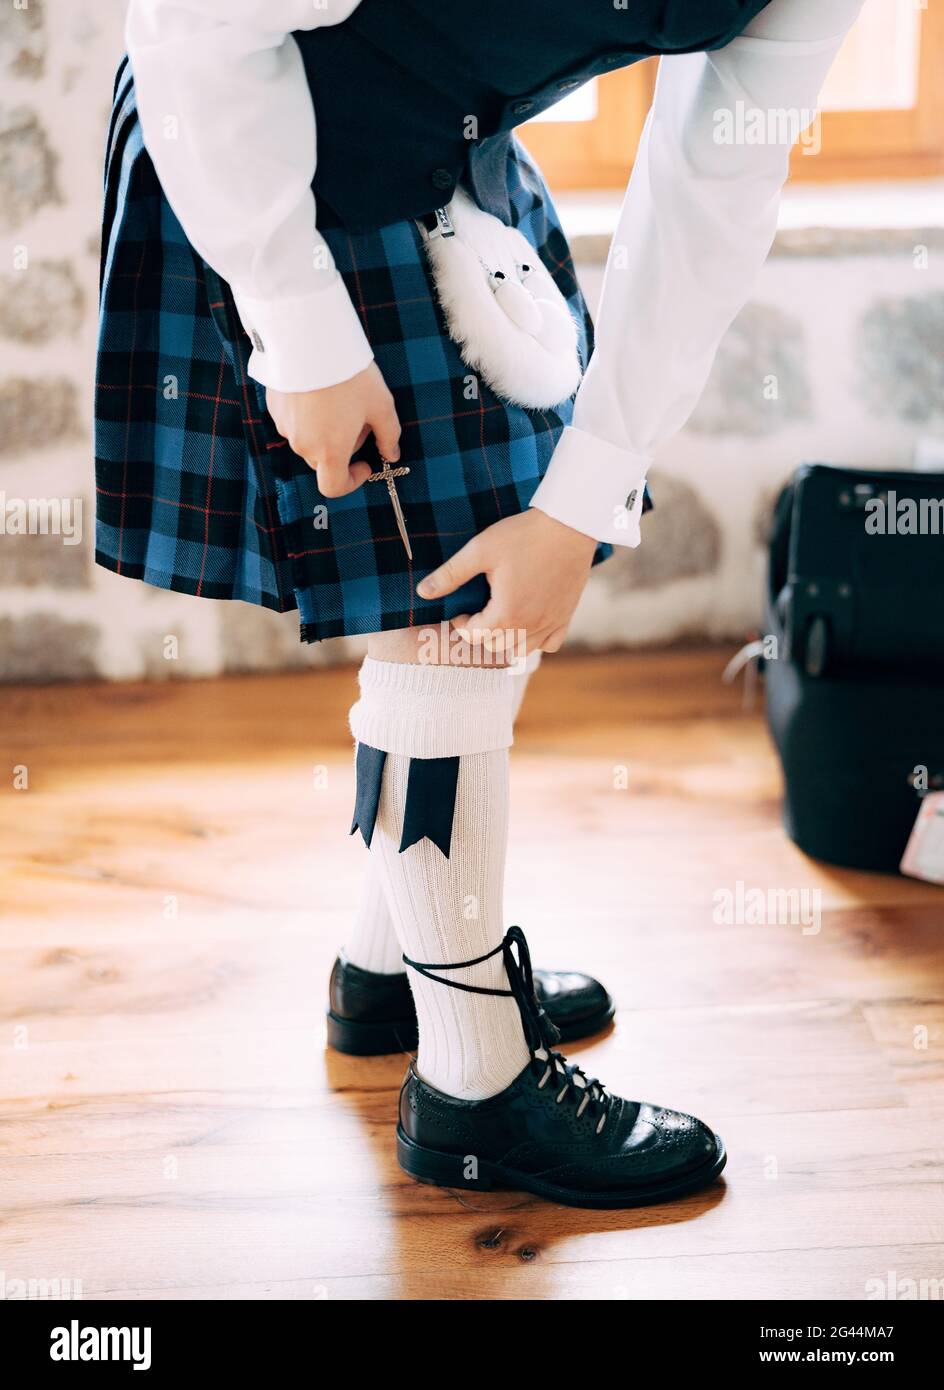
[3,1105,942,1294]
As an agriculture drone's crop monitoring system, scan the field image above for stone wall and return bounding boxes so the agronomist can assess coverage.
[2,0,943,681]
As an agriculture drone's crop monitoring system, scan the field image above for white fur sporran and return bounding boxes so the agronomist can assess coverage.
[420,187,582,410]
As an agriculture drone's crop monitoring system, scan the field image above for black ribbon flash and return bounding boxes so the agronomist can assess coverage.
[350,742,460,858]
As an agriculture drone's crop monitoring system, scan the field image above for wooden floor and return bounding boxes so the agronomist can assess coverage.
[2,648,942,1301]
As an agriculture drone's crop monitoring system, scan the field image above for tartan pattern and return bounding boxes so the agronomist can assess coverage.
[96,62,293,614]
[96,62,633,642]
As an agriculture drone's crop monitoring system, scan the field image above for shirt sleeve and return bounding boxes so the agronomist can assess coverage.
[125,0,373,393]
[530,0,866,547]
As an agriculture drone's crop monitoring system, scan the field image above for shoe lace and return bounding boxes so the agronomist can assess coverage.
[532,1050,612,1136]
[402,925,613,1135]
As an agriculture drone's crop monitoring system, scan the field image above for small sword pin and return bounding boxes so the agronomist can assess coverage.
[366,457,412,561]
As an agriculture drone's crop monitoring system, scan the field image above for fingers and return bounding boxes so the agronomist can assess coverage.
[451,601,505,649]
[541,625,569,653]
[367,395,401,463]
[417,537,483,600]
[452,607,553,658]
[265,365,402,496]
[315,453,373,498]
[270,420,369,496]
[416,510,583,663]
[347,459,374,490]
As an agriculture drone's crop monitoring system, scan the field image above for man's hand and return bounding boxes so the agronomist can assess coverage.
[417,509,597,655]
[266,362,401,498]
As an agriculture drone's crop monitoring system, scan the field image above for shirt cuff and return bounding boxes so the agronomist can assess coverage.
[233,275,374,393]
[529,425,650,548]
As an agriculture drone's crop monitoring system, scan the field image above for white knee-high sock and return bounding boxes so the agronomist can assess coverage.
[349,658,530,1100]
[343,863,406,975]
[343,652,540,974]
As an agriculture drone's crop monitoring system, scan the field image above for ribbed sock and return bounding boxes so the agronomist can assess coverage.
[348,657,531,1100]
[343,652,540,974]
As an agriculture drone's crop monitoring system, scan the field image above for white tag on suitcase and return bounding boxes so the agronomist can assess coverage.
[900,791,944,884]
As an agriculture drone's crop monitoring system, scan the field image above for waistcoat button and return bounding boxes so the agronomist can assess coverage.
[558,78,580,91]
[430,167,454,191]
[512,99,534,115]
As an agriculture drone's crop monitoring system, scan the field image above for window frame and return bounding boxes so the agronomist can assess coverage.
[519,8,944,191]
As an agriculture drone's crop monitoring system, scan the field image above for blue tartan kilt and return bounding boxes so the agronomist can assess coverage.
[96,59,635,642]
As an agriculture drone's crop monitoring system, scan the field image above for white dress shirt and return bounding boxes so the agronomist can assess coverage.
[125,0,864,547]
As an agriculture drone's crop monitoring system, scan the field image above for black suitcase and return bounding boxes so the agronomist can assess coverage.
[763,463,944,873]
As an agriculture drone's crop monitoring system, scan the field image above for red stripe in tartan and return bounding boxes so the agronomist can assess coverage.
[260,396,509,441]
[196,343,229,597]
[96,381,243,408]
[343,229,415,622]
[214,290,431,316]
[400,403,506,429]
[229,293,287,610]
[287,527,471,562]
[95,484,281,534]
[345,231,369,332]
[543,247,577,281]
[117,271,203,284]
[477,387,501,518]
[116,241,147,576]
[356,295,429,312]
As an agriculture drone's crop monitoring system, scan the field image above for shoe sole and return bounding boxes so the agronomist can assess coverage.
[395,1125,727,1209]
[327,997,615,1057]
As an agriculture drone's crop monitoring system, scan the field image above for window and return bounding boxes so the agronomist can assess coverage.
[519,2,944,190]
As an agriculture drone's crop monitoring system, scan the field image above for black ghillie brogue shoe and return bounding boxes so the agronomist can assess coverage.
[395,927,726,1209]
[327,948,614,1056]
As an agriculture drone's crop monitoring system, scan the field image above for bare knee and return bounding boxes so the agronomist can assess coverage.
[367,623,512,668]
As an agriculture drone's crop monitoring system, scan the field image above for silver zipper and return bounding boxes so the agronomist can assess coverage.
[426,205,455,240]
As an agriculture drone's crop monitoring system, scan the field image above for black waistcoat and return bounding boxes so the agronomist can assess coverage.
[295,0,774,231]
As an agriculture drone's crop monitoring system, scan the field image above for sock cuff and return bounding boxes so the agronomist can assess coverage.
[349,656,515,757]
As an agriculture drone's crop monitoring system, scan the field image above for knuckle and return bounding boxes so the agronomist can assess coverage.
[317,468,346,498]
[289,431,316,461]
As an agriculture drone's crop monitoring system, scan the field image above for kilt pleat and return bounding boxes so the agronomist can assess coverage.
[95,88,295,612]
[94,69,629,642]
